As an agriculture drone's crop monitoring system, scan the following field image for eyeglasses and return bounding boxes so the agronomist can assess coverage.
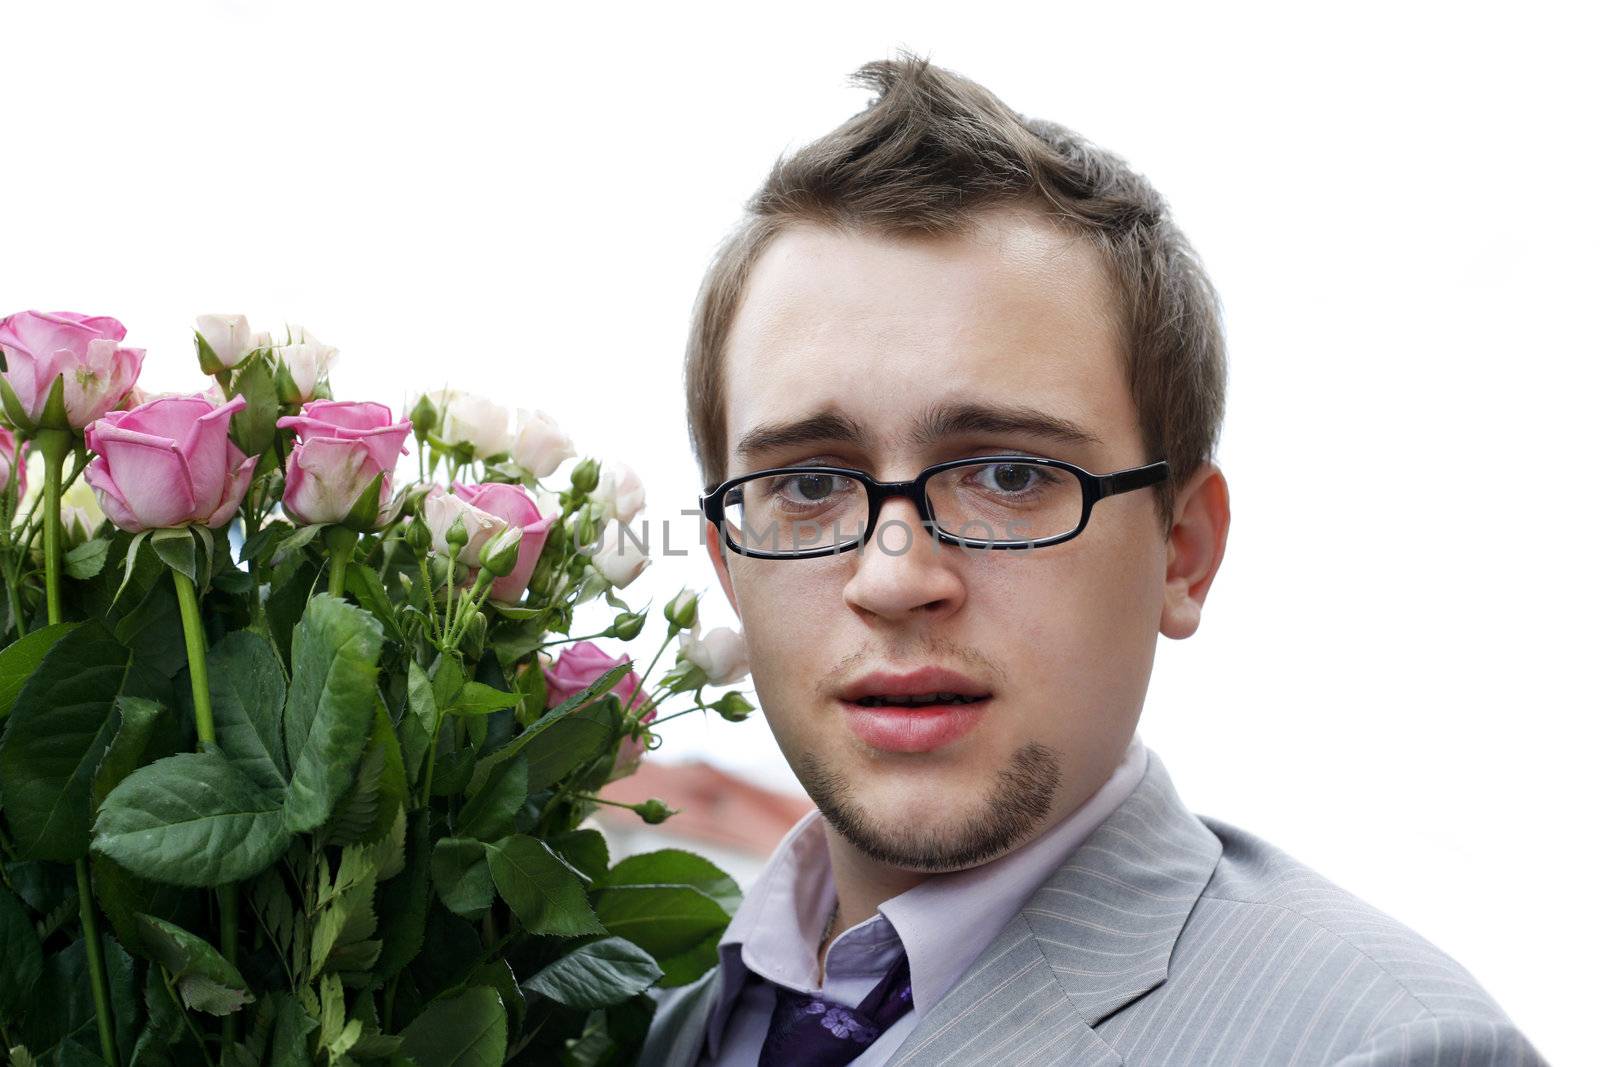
[699,455,1169,560]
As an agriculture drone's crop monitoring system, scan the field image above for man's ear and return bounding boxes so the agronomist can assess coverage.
[1159,461,1230,640]
[705,518,741,622]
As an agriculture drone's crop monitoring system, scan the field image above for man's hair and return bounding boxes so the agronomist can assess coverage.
[684,50,1226,533]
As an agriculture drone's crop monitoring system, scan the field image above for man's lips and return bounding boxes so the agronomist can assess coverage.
[838,695,992,753]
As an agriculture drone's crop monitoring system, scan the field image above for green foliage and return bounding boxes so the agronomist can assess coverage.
[136,913,254,1016]
[92,747,292,886]
[283,595,384,833]
[0,619,131,860]
[0,416,757,1065]
[522,938,663,1010]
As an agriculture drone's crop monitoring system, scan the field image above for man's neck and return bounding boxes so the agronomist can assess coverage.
[815,822,930,970]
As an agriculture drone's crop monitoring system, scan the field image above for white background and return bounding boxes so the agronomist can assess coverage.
[3,2,1593,1061]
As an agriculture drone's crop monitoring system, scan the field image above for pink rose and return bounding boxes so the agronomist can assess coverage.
[83,393,258,532]
[0,310,145,430]
[276,400,412,529]
[0,425,27,496]
[450,480,557,603]
[543,641,657,779]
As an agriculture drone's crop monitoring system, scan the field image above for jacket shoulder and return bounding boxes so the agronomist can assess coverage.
[1195,814,1512,1022]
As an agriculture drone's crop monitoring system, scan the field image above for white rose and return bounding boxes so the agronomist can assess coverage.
[422,484,509,569]
[19,451,105,544]
[432,389,513,459]
[678,623,751,685]
[17,450,46,514]
[60,478,106,543]
[511,407,576,479]
[274,326,339,404]
[593,459,646,526]
[195,314,254,369]
[586,518,650,588]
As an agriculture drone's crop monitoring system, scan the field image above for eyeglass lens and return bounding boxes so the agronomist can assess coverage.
[722,460,1085,554]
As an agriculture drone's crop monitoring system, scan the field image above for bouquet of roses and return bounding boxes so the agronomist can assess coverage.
[0,310,757,1067]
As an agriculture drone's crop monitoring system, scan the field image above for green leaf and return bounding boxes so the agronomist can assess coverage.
[63,536,111,579]
[548,828,610,885]
[432,837,495,921]
[0,619,131,860]
[461,663,629,798]
[92,747,292,887]
[398,985,506,1067]
[0,373,33,428]
[309,845,382,978]
[0,621,77,720]
[521,937,662,1010]
[269,988,318,1067]
[406,658,440,739]
[238,521,288,563]
[524,698,619,791]
[655,929,723,988]
[271,522,327,563]
[344,562,402,642]
[325,697,405,847]
[131,959,187,1065]
[455,756,525,843]
[430,654,466,710]
[208,629,290,794]
[231,353,282,458]
[89,849,192,965]
[109,529,151,609]
[446,681,521,717]
[136,913,255,1016]
[193,524,216,593]
[282,595,384,834]
[0,885,44,1018]
[150,527,198,583]
[265,559,318,663]
[592,885,730,960]
[485,835,604,937]
[90,695,171,810]
[341,470,387,531]
[597,849,742,915]
[17,929,135,1058]
[373,811,431,983]
[112,572,185,679]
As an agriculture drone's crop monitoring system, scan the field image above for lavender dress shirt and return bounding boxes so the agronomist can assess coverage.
[695,734,1150,1066]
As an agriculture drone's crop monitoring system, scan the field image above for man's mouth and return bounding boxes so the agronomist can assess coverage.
[838,694,993,752]
[851,692,990,708]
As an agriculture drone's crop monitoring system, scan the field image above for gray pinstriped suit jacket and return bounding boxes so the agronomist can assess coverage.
[638,749,1547,1065]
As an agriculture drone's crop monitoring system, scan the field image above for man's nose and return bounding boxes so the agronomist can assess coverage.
[841,496,966,623]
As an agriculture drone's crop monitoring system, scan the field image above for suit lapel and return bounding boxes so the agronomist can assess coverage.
[882,749,1222,1066]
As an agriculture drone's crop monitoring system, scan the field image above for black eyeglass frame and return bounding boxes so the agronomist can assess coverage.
[699,455,1171,560]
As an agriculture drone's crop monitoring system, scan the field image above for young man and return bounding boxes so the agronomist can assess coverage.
[641,53,1546,1066]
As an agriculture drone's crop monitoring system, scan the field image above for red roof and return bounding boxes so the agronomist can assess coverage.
[597,759,816,855]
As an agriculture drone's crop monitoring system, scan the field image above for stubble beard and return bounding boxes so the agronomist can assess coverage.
[794,740,1062,872]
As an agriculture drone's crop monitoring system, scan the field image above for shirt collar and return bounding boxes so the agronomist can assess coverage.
[707,734,1150,1049]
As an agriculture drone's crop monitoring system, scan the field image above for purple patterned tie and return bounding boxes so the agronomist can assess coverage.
[756,950,915,1067]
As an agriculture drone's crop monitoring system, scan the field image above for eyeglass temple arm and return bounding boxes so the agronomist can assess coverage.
[1097,461,1170,499]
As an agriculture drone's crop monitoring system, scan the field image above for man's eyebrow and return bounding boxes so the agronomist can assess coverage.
[732,401,1103,461]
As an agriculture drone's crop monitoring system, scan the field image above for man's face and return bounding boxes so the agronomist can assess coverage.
[707,208,1174,873]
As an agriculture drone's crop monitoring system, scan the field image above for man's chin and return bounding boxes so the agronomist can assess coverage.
[794,740,1062,872]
